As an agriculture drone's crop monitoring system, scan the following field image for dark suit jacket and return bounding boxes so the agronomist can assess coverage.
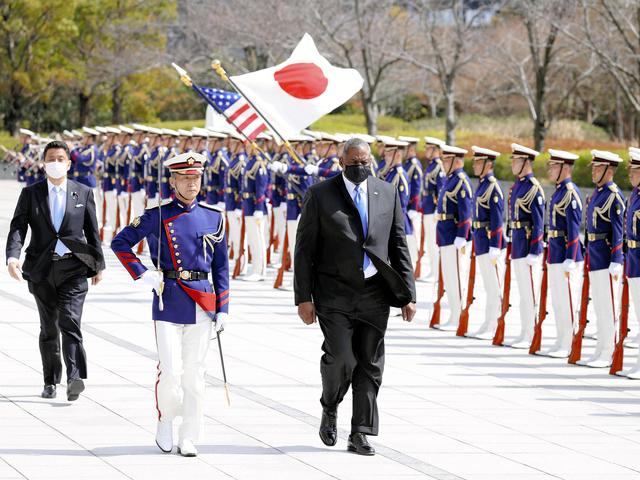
[294,174,416,310]
[5,179,105,283]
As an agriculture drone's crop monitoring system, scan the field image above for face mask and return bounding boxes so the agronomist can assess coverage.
[45,161,68,179]
[344,164,370,184]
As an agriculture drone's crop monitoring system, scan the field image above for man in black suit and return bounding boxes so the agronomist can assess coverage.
[6,141,105,401]
[294,137,416,456]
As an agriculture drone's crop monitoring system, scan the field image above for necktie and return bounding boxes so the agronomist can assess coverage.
[354,185,371,271]
[52,186,66,256]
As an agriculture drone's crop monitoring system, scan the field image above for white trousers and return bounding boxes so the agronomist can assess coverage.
[274,205,287,256]
[511,256,542,342]
[440,244,470,327]
[93,186,103,228]
[588,269,619,361]
[117,192,129,230]
[548,262,583,351]
[422,214,439,279]
[146,194,159,209]
[154,307,212,443]
[475,252,503,333]
[410,212,422,252]
[287,219,300,271]
[103,190,117,242]
[628,277,640,369]
[130,190,146,220]
[406,234,418,267]
[245,215,266,277]
[227,210,243,261]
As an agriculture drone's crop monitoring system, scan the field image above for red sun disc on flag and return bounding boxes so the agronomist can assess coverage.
[273,63,328,99]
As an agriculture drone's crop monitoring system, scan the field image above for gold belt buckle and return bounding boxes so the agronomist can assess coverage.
[629,240,637,248]
[179,270,191,280]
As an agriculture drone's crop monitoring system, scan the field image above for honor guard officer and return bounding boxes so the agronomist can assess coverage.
[418,137,446,282]
[539,149,584,358]
[225,132,247,268]
[623,147,640,378]
[144,127,164,207]
[506,143,545,349]
[468,146,505,339]
[577,150,625,368]
[111,151,229,457]
[128,125,151,224]
[399,136,423,264]
[435,144,472,331]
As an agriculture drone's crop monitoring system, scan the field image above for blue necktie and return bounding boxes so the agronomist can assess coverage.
[354,185,371,271]
[51,186,67,256]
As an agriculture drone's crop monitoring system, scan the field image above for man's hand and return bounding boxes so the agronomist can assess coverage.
[401,302,416,322]
[298,301,316,325]
[91,270,103,286]
[7,260,23,282]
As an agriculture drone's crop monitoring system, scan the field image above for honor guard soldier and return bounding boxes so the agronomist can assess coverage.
[116,126,135,229]
[225,132,247,267]
[468,146,505,339]
[201,129,228,209]
[128,125,151,223]
[418,137,446,282]
[111,152,229,457]
[71,127,101,225]
[505,143,545,349]
[399,136,423,264]
[269,143,288,265]
[101,127,122,243]
[241,136,269,281]
[160,129,180,199]
[577,150,625,368]
[17,129,36,183]
[623,147,640,378]
[375,136,396,179]
[305,133,342,180]
[435,144,472,331]
[144,127,164,207]
[538,149,584,358]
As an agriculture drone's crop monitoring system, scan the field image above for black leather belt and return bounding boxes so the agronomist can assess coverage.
[473,221,490,229]
[509,220,531,229]
[164,270,208,281]
[436,213,456,221]
[548,229,566,238]
[74,171,94,177]
[587,233,608,242]
[52,253,74,261]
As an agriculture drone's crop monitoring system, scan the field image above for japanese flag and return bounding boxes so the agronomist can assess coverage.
[230,33,364,139]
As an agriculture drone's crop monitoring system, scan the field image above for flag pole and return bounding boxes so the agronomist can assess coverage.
[210,60,305,167]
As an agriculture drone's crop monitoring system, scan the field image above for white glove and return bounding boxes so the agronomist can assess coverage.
[253,210,264,219]
[609,262,623,278]
[233,208,242,216]
[489,247,501,261]
[140,270,162,295]
[453,237,466,250]
[269,160,282,172]
[407,209,420,221]
[562,259,576,272]
[304,164,319,175]
[214,312,227,333]
[525,253,539,266]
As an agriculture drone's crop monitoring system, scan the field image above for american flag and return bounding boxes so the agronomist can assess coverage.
[200,87,267,140]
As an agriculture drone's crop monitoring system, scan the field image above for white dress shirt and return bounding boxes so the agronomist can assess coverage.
[342,174,378,278]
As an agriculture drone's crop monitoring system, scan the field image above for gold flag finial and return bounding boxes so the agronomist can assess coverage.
[211,59,229,82]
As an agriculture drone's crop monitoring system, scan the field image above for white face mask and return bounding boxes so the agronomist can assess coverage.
[45,161,69,179]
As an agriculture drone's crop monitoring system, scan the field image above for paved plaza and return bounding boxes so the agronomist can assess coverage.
[1,180,640,480]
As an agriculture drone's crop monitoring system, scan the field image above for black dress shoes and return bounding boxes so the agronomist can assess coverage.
[319,409,337,446]
[347,433,375,456]
[41,385,56,399]
[67,379,85,401]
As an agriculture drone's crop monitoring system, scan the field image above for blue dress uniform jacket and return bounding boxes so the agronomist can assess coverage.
[160,147,177,199]
[421,158,445,215]
[436,167,472,246]
[270,152,288,208]
[17,144,30,183]
[508,173,545,259]
[241,154,268,215]
[283,153,314,221]
[205,148,229,205]
[224,152,245,211]
[102,145,119,192]
[626,187,640,278]
[111,199,229,324]
[472,172,505,255]
[548,178,584,264]
[145,145,165,198]
[586,181,625,272]
[404,156,423,212]
[316,155,341,179]
[71,145,99,188]
[129,142,148,193]
[385,165,413,235]
[115,144,132,195]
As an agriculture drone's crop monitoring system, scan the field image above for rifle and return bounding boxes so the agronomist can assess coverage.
[415,216,425,278]
[457,243,476,337]
[232,213,245,278]
[273,224,288,288]
[266,208,275,265]
[492,242,512,346]
[610,267,630,375]
[568,253,590,364]
[529,246,549,354]
[429,258,444,328]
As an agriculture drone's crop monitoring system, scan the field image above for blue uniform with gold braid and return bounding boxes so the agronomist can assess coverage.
[627,186,640,278]
[225,151,245,211]
[316,154,341,179]
[548,178,584,264]
[115,143,132,195]
[404,156,423,213]
[128,142,147,194]
[508,173,545,259]
[436,167,472,246]
[71,145,99,188]
[144,145,164,199]
[102,145,119,193]
[160,147,177,199]
[421,158,445,215]
[586,181,625,271]
[270,152,287,208]
[241,153,268,215]
[472,172,504,255]
[384,164,413,235]
[284,153,313,221]
[111,198,229,323]
[205,147,229,205]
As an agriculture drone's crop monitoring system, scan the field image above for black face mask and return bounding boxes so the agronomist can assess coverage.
[344,164,370,184]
